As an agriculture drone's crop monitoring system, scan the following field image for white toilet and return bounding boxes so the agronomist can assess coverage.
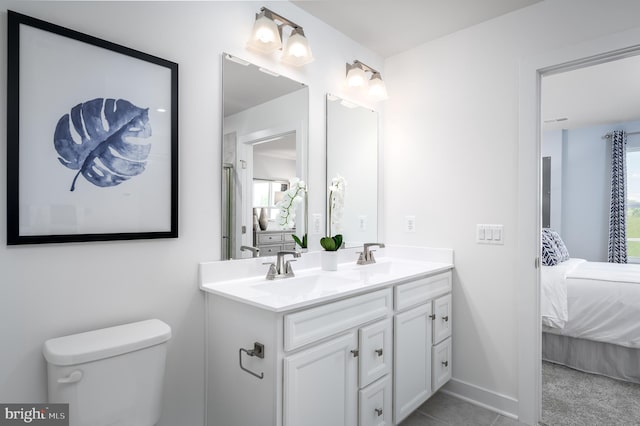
[43,319,171,426]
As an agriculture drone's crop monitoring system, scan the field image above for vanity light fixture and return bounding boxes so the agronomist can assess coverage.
[345,60,388,101]
[247,7,314,67]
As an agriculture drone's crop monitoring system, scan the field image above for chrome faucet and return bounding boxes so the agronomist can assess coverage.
[357,243,386,265]
[240,245,260,258]
[264,250,301,280]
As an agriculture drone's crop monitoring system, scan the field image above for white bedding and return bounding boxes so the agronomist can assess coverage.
[542,258,640,348]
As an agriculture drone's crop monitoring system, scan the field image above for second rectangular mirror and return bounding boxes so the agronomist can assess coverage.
[326,94,379,247]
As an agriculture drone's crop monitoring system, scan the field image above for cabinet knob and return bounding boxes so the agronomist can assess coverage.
[374,408,383,416]
[442,360,449,367]
[442,315,449,322]
[429,314,436,320]
[350,349,359,357]
[375,348,383,357]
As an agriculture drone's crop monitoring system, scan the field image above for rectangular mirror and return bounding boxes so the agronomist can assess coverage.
[222,53,308,259]
[326,94,378,247]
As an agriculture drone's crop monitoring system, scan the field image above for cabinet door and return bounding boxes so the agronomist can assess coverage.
[432,337,452,392]
[394,304,432,424]
[284,333,358,426]
[359,375,392,426]
[359,318,392,388]
[433,294,452,344]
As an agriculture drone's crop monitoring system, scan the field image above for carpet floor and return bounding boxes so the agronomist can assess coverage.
[541,361,640,425]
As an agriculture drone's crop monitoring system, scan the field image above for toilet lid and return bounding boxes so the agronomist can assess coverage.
[43,319,171,366]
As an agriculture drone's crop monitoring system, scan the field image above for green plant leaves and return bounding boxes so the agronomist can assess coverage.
[320,234,343,251]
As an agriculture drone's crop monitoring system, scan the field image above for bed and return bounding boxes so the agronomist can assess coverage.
[541,257,640,383]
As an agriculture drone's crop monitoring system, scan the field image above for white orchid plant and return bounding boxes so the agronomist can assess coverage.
[321,174,347,251]
[276,178,307,248]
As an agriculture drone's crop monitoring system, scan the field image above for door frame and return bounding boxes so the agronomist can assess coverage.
[517,28,640,425]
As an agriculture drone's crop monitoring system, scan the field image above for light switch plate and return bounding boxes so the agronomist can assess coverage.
[477,224,504,245]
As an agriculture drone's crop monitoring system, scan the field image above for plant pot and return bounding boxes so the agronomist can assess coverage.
[321,250,338,271]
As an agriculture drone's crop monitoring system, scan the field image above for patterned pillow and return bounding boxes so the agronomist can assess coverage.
[541,231,560,266]
[548,230,570,261]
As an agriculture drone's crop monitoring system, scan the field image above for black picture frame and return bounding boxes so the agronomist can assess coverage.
[7,11,178,245]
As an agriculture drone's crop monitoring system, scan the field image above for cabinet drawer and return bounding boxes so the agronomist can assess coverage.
[283,243,296,251]
[258,233,283,244]
[433,294,452,344]
[258,244,281,256]
[359,318,392,388]
[432,337,452,392]
[284,289,393,351]
[395,271,451,311]
[359,375,392,426]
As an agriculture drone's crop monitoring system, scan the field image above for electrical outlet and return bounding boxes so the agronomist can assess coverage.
[312,214,322,234]
[405,215,416,233]
[358,215,367,231]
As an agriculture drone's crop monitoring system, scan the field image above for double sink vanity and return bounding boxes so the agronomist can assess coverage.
[199,246,454,426]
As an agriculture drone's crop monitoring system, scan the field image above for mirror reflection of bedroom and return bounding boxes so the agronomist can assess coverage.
[540,54,640,424]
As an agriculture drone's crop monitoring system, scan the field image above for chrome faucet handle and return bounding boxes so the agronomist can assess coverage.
[284,259,297,277]
[262,262,278,280]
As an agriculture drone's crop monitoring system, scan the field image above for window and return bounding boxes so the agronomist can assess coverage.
[253,179,289,221]
[626,142,640,261]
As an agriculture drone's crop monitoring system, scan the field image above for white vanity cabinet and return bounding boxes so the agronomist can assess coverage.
[204,264,452,426]
[393,272,452,424]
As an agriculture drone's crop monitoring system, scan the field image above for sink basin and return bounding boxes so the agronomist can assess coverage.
[341,259,439,282]
[250,274,362,297]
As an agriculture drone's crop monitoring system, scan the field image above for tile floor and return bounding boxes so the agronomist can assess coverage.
[399,391,521,426]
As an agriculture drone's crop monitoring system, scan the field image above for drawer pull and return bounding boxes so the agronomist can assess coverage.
[350,349,359,357]
[375,348,383,357]
[442,360,449,367]
[374,408,383,416]
[442,315,449,322]
[429,314,436,320]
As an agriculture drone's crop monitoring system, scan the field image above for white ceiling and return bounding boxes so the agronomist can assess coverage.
[543,55,640,131]
[292,0,542,58]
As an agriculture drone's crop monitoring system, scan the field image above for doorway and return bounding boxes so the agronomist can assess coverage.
[517,29,640,425]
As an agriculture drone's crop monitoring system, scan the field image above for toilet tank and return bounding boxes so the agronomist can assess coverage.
[43,319,171,426]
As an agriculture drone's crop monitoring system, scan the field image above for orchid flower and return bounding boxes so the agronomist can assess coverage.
[276,178,306,229]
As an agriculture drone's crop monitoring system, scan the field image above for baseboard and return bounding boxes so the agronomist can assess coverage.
[440,378,519,419]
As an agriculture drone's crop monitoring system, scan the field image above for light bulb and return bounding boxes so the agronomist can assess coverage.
[346,65,367,88]
[247,12,282,54]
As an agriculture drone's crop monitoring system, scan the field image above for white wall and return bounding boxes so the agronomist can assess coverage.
[0,2,382,425]
[383,0,640,418]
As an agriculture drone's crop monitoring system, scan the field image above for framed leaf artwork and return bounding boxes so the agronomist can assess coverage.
[7,11,178,244]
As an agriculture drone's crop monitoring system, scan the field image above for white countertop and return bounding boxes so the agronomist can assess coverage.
[199,246,454,312]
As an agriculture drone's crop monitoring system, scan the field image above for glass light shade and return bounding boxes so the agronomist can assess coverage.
[281,29,314,66]
[247,13,282,54]
[346,65,367,88]
[368,73,388,101]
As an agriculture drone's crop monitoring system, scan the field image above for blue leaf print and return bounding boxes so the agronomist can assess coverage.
[54,98,152,191]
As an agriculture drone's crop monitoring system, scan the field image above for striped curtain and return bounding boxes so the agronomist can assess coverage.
[608,130,628,263]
